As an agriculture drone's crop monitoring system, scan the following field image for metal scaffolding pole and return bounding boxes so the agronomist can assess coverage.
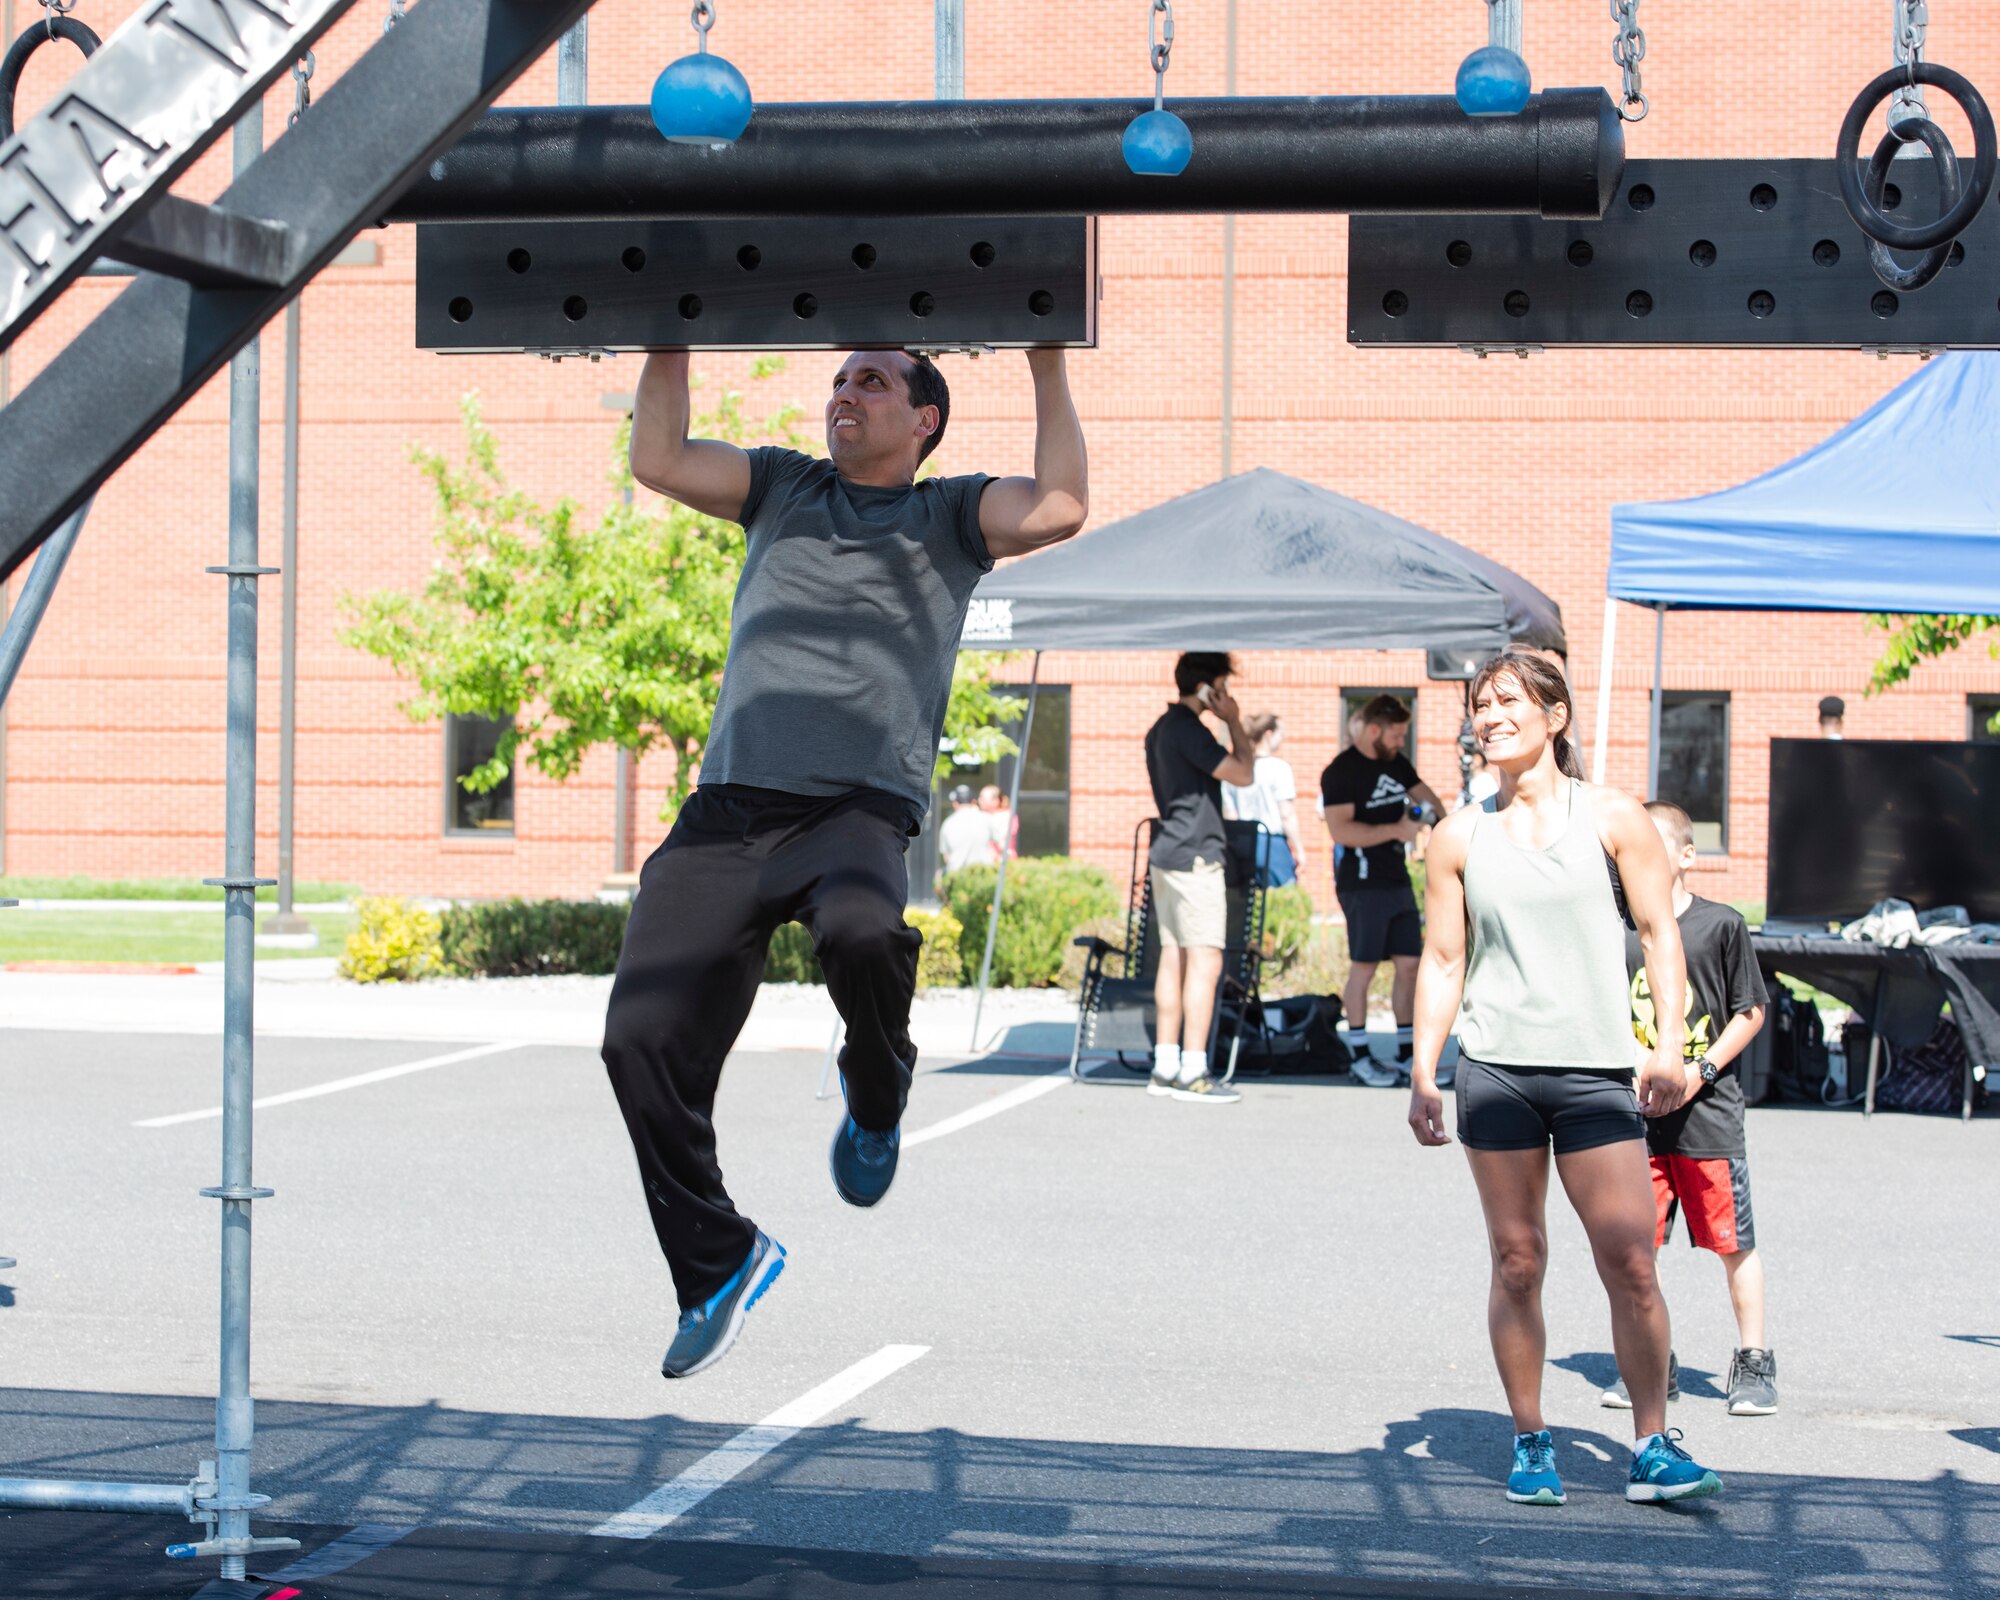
[266,293,310,939]
[969,653,1041,1050]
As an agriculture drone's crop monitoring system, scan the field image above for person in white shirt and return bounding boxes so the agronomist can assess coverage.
[1222,713,1308,887]
[938,784,997,876]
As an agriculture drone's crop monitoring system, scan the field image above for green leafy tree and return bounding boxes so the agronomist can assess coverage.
[345,365,1024,820]
[1869,614,2000,732]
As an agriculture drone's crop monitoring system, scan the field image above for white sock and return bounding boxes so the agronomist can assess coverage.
[1152,1043,1180,1080]
[1347,1028,1374,1057]
[1178,1049,1209,1084]
[1633,1433,1665,1455]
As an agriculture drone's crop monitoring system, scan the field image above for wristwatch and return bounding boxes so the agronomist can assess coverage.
[1695,1055,1721,1085]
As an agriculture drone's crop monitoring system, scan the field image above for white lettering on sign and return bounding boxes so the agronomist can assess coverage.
[0,0,353,343]
[962,597,1014,642]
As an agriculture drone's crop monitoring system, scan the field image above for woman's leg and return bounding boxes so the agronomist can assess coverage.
[1555,1138,1673,1439]
[1466,1145,1554,1433]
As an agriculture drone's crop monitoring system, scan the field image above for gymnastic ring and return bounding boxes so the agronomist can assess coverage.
[1836,62,1996,253]
[0,15,100,141]
[1862,116,1962,292]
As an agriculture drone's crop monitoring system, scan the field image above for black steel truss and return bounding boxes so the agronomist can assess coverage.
[0,0,600,581]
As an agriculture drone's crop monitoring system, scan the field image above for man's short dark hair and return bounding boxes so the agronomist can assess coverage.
[1360,693,1412,729]
[949,784,975,805]
[1174,653,1235,697]
[903,353,951,463]
[1818,695,1846,720]
[1644,799,1695,855]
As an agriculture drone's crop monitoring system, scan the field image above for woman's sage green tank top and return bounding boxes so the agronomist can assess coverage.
[1458,780,1636,1071]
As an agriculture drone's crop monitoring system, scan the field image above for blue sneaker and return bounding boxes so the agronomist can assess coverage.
[1506,1429,1566,1505]
[660,1230,785,1380]
[830,1114,900,1207]
[1627,1428,1722,1503]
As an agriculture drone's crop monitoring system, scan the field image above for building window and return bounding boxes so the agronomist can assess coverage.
[1658,692,1729,853]
[919,687,1071,886]
[1340,688,1417,750]
[1970,696,2000,743]
[445,713,515,835]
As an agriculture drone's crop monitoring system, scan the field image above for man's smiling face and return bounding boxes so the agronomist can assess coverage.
[825,352,935,473]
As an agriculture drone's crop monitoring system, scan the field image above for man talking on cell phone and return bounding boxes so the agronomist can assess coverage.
[1321,694,1445,1086]
[603,345,1087,1382]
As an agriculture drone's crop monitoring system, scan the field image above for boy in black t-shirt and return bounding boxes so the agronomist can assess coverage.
[1319,695,1442,1086]
[1614,801,1777,1417]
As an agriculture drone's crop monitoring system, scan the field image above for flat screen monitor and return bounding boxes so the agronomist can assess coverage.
[1766,738,2000,925]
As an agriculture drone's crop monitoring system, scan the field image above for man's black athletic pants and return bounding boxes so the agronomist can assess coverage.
[602,784,921,1309]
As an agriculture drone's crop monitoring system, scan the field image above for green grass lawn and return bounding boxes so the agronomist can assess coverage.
[0,909,355,966]
[0,876,356,903]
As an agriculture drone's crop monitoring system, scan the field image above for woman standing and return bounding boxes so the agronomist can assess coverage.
[1222,713,1308,888]
[1407,652,1722,1508]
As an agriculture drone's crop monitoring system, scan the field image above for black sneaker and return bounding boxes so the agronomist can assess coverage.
[1726,1348,1778,1415]
[1601,1350,1679,1410]
[660,1230,786,1379]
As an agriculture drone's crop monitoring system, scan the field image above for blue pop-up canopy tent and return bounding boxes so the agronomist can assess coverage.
[1593,351,2000,784]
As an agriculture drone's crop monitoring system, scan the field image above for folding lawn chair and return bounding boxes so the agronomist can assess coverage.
[1068,818,1277,1083]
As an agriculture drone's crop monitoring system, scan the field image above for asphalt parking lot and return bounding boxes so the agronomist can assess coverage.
[1,1027,1995,1598]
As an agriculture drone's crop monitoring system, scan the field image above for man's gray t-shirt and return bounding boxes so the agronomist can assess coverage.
[701,446,995,815]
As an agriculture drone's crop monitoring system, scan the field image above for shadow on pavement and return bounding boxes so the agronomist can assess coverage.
[2,1388,1995,1599]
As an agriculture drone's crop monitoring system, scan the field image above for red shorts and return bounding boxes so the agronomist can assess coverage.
[1650,1154,1756,1254]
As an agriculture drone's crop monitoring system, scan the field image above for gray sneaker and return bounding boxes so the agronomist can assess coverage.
[1147,1072,1177,1097]
[1726,1348,1778,1415]
[1601,1350,1679,1409]
[1349,1049,1400,1088]
[660,1230,786,1380]
[1169,1074,1241,1104]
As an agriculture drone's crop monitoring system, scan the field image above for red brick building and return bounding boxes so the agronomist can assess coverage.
[4,1,1998,911]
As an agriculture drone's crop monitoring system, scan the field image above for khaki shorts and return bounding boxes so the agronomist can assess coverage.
[1151,859,1227,949]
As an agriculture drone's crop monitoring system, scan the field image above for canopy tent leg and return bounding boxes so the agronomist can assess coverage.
[1647,603,1666,798]
[0,498,91,712]
[969,653,1041,1051]
[1590,594,1619,784]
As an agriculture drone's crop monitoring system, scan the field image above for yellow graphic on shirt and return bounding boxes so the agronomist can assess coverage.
[1629,968,1714,1059]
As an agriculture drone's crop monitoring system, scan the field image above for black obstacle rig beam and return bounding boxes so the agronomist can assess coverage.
[0,0,601,583]
[388,88,1625,224]
[1348,158,2000,351]
[418,217,1098,355]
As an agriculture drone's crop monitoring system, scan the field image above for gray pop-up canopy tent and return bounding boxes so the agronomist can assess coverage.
[952,468,1568,1043]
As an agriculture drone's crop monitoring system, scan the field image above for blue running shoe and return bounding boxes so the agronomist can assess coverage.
[1627,1428,1722,1503]
[1506,1429,1566,1505]
[660,1230,785,1380]
[830,1114,900,1207]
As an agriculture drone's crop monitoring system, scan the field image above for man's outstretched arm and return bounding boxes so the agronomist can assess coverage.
[630,352,754,522]
[979,350,1089,560]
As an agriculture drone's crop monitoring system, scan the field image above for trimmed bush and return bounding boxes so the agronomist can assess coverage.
[906,905,965,990]
[1258,884,1316,977]
[764,907,966,990]
[340,896,444,983]
[438,897,630,977]
[763,921,824,985]
[940,858,1119,989]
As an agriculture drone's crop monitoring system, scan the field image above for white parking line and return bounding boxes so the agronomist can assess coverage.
[591,1343,929,1540]
[134,1041,526,1127]
[904,1067,1069,1147]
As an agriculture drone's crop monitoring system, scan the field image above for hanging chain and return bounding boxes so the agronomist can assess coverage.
[39,0,78,39]
[1608,0,1646,122]
[382,0,405,35]
[691,0,715,53]
[1149,0,1175,110]
[1891,1,1929,124]
[289,51,314,127]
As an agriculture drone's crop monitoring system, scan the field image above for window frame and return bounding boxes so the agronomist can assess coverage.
[1658,689,1731,855]
[1969,695,2000,743]
[442,712,517,838]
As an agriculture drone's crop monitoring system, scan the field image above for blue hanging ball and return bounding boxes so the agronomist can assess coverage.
[1122,108,1193,176]
[1455,45,1532,117]
[650,52,754,147]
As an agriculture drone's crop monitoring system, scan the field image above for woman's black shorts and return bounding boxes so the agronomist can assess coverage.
[1456,1056,1644,1155]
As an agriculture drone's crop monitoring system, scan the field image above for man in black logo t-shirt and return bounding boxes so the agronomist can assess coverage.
[1319,694,1443,1085]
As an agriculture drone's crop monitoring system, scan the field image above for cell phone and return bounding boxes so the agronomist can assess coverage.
[1195,683,1213,708]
